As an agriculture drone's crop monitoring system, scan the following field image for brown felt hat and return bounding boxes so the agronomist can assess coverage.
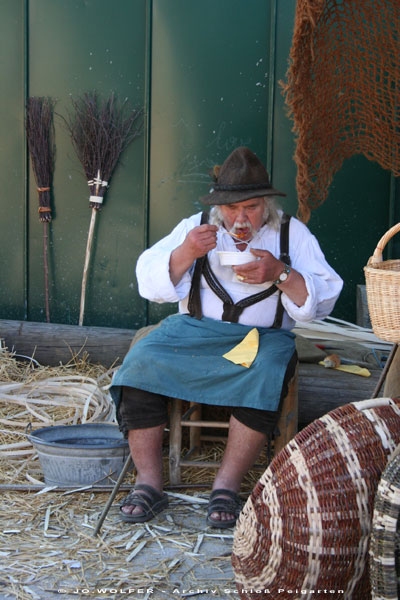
[200,146,286,205]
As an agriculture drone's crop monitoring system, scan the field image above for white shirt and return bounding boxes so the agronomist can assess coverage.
[136,211,343,329]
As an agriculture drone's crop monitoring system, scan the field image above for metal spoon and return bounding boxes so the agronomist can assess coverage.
[221,231,251,246]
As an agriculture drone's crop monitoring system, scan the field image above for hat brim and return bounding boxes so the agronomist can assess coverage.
[199,186,286,205]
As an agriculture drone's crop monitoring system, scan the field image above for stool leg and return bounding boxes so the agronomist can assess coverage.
[169,398,183,485]
[189,402,202,453]
[274,370,299,455]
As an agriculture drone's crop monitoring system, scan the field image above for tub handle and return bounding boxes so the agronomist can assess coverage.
[25,422,39,442]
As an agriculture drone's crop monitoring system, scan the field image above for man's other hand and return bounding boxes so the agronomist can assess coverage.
[233,248,308,307]
[233,248,282,284]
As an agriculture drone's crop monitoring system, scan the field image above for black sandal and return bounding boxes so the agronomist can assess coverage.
[206,488,242,529]
[120,484,169,523]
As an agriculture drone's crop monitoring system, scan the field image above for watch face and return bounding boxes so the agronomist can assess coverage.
[280,271,288,282]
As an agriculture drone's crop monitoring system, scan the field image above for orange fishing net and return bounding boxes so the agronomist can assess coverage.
[283,0,400,223]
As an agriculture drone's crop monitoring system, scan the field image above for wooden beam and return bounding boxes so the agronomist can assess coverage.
[0,319,136,367]
[0,319,384,425]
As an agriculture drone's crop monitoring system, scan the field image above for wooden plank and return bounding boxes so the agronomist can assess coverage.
[0,319,136,367]
[298,362,382,424]
[356,284,371,328]
[383,344,400,397]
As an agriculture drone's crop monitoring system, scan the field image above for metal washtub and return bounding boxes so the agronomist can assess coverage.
[26,423,130,486]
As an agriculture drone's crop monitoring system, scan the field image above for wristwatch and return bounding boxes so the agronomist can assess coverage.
[273,264,291,285]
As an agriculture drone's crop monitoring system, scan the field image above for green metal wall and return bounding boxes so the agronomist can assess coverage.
[0,1,26,321]
[0,0,395,329]
[148,0,274,323]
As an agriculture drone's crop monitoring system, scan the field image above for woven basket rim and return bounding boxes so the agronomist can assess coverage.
[364,259,400,273]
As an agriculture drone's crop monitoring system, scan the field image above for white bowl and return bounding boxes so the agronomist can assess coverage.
[217,251,257,266]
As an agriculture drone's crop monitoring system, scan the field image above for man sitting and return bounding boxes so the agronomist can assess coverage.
[111,146,343,528]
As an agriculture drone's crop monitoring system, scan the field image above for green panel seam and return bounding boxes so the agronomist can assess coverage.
[143,0,153,325]
[24,0,29,319]
[266,0,277,177]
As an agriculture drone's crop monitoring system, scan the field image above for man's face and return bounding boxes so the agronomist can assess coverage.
[219,197,265,241]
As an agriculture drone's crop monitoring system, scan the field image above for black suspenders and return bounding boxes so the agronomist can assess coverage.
[272,214,291,328]
[187,211,211,321]
[188,212,291,327]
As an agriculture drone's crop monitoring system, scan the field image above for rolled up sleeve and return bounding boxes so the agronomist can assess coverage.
[281,222,343,322]
[136,214,201,304]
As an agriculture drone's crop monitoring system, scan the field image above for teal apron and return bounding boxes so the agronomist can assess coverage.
[110,314,295,412]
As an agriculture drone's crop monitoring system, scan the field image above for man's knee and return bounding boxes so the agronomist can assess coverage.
[117,386,169,434]
[231,406,279,435]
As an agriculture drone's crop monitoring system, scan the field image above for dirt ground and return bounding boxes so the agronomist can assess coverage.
[0,350,264,600]
[0,483,242,600]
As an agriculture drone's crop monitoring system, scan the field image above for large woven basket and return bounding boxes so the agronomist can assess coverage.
[369,446,400,600]
[232,397,400,600]
[364,222,400,342]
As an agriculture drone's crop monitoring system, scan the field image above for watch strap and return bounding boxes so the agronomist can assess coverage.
[273,264,291,285]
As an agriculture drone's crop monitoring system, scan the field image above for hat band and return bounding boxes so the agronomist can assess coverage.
[213,182,272,191]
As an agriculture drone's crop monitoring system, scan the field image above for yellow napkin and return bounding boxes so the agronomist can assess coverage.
[318,362,371,377]
[223,328,259,368]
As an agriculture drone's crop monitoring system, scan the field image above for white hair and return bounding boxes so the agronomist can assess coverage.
[209,197,281,231]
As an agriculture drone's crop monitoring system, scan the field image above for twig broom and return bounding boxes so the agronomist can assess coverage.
[25,97,56,323]
[65,91,143,326]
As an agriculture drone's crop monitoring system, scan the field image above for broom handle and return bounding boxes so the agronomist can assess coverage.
[93,454,133,537]
[79,208,97,326]
[43,222,50,323]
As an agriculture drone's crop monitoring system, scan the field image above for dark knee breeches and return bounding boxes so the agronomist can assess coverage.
[117,351,297,437]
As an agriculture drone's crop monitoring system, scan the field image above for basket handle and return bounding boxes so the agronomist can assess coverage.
[369,222,400,265]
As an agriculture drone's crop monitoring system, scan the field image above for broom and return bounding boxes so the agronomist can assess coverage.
[64,91,143,326]
[25,97,56,324]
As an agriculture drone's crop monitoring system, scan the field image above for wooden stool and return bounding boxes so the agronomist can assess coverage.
[169,366,299,485]
[94,363,298,535]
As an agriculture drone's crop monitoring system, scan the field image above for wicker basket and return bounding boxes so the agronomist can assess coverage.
[369,446,400,600]
[232,398,400,600]
[364,222,400,342]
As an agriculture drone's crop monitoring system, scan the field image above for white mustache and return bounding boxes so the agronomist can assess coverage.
[230,220,255,235]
